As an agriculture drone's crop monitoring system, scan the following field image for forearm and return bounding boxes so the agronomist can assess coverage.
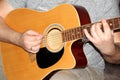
[0,0,21,45]
[0,16,21,46]
[0,0,14,18]
[103,43,120,64]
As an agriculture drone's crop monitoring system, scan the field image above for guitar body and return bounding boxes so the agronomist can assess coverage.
[0,4,91,80]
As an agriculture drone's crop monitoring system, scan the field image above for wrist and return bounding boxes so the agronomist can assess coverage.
[103,43,120,64]
[10,32,22,47]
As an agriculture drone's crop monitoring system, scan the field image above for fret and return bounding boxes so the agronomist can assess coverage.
[116,17,119,29]
[75,27,78,39]
[62,31,65,42]
[62,31,64,42]
[69,29,73,41]
[76,27,80,38]
[72,28,76,40]
[108,19,113,30]
[86,24,91,34]
[62,17,120,42]
[107,17,120,30]
[114,18,119,30]
[67,30,70,41]
[66,30,69,41]
[75,27,78,38]
[118,18,120,28]
[74,27,78,39]
[63,30,66,42]
[112,18,115,30]
[72,28,75,40]
[80,26,84,38]
[78,27,82,38]
[65,30,69,41]
[62,24,91,42]
[81,24,91,37]
[63,28,77,42]
[72,27,83,40]
[71,29,75,40]
[65,30,68,41]
[77,27,81,38]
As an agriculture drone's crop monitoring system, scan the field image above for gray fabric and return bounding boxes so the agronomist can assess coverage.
[0,52,6,80]
[50,66,104,80]
[0,0,120,80]
[8,0,120,71]
[8,0,120,22]
[104,62,120,80]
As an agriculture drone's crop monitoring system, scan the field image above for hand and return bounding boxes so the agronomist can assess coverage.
[0,16,43,53]
[18,30,43,53]
[84,19,115,55]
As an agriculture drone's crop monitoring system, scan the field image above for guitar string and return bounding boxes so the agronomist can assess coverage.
[40,24,92,43]
[39,17,120,43]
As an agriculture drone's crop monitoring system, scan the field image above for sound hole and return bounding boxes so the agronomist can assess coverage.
[36,47,64,68]
[44,24,64,53]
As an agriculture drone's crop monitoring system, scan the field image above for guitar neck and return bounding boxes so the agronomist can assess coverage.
[62,17,120,42]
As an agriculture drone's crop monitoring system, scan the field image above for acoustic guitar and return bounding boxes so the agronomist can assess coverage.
[0,4,119,80]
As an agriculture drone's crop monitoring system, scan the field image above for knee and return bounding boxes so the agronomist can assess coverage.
[50,70,78,80]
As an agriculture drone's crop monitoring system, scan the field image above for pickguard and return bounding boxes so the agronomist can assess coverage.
[36,47,64,68]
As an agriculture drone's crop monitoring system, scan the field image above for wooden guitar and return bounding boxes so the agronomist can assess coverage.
[0,4,119,80]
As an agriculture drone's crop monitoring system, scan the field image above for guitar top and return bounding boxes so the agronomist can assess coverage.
[0,4,93,80]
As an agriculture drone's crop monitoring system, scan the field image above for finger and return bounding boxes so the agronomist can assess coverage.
[84,29,95,42]
[26,30,40,36]
[24,34,43,42]
[95,23,104,37]
[25,30,43,40]
[30,45,40,53]
[32,45,40,51]
[102,19,111,33]
[32,50,39,53]
[31,40,41,47]
[90,24,100,40]
[29,49,39,53]
[26,39,41,50]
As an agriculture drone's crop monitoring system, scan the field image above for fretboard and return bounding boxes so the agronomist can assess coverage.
[62,17,120,42]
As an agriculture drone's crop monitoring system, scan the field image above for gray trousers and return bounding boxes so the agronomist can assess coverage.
[0,56,104,80]
[50,67,104,80]
[0,43,104,80]
[0,52,6,80]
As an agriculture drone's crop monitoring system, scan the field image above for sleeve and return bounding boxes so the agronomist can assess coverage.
[103,0,120,19]
[8,0,27,8]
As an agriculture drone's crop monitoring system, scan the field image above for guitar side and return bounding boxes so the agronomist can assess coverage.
[0,4,90,80]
